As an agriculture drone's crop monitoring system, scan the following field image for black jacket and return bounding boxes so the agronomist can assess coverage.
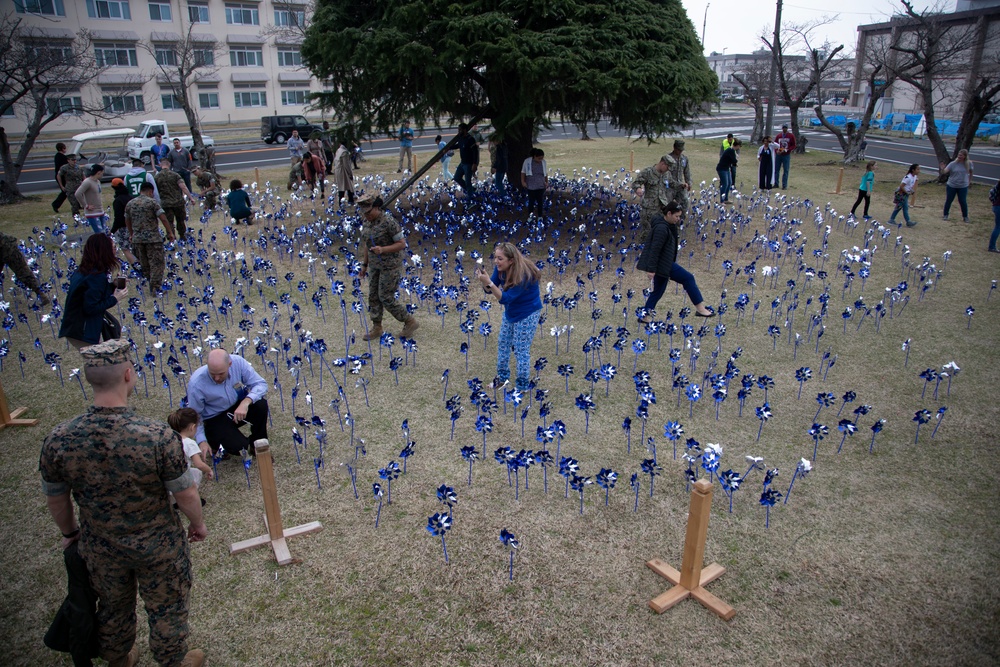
[58,271,117,344]
[716,147,739,172]
[111,187,131,233]
[636,215,678,277]
[44,541,99,666]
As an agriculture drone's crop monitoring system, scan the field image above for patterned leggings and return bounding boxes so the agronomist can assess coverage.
[496,310,541,391]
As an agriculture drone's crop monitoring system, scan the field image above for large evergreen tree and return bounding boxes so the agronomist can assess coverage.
[302,0,717,187]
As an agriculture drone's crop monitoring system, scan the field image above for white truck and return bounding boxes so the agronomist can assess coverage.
[126,119,215,163]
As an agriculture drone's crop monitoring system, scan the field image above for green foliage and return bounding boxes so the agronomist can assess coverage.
[303,0,718,142]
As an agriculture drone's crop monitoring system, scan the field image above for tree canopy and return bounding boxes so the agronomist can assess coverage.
[303,0,717,181]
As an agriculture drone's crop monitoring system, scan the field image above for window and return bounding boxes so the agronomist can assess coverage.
[95,43,139,67]
[161,93,182,110]
[229,46,263,67]
[148,1,171,21]
[224,3,258,25]
[276,48,301,67]
[103,92,145,113]
[1,101,16,117]
[30,44,75,64]
[281,89,308,106]
[273,8,304,27]
[234,90,266,108]
[198,92,219,109]
[46,96,84,115]
[187,2,208,22]
[154,47,177,66]
[193,48,215,66]
[86,0,131,19]
[15,0,66,16]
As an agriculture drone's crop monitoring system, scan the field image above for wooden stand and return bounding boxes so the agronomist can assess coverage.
[230,439,322,565]
[0,378,39,430]
[829,167,844,194]
[645,479,735,620]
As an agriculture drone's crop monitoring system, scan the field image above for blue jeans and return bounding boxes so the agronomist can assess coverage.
[496,310,541,391]
[889,194,911,225]
[943,186,968,218]
[454,162,475,195]
[990,205,1000,251]
[643,265,704,313]
[440,155,452,181]
[717,168,732,201]
[775,153,791,188]
[85,214,107,234]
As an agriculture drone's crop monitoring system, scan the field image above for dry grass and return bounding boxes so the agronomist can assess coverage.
[1,137,998,667]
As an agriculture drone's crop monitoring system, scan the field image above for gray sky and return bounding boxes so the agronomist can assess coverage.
[681,0,936,57]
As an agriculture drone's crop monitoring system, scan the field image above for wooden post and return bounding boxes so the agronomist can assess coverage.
[412,154,418,174]
[0,378,39,430]
[645,479,735,620]
[829,167,844,194]
[230,439,322,566]
[629,150,634,172]
[254,167,260,186]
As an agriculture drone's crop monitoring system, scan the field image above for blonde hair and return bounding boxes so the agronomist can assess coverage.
[494,242,541,290]
[866,160,876,171]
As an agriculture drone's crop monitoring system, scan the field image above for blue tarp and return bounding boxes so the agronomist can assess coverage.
[808,113,999,138]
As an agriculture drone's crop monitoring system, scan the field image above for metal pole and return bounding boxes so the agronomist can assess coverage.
[702,3,709,47]
[764,0,783,137]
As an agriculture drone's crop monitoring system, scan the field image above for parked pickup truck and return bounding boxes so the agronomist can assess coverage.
[127,119,215,163]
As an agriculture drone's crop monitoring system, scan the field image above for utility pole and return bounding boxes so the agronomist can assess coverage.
[702,4,709,48]
[764,0,783,137]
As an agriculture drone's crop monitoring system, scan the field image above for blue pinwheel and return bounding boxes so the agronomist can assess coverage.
[399,441,415,474]
[557,363,574,393]
[756,375,775,402]
[755,402,772,441]
[535,450,553,494]
[426,512,453,563]
[622,416,632,453]
[599,363,617,396]
[570,474,592,514]
[718,469,742,513]
[559,457,579,498]
[966,306,974,329]
[931,407,947,438]
[836,419,857,454]
[551,420,567,458]
[475,414,494,448]
[373,483,384,528]
[808,423,829,461]
[377,461,401,504]
[685,383,701,417]
[575,393,596,433]
[795,367,812,399]
[701,444,721,482]
[663,420,683,459]
[760,487,782,528]
[499,528,520,580]
[913,409,932,443]
[460,445,479,486]
[838,390,857,416]
[630,472,640,512]
[815,392,836,420]
[436,484,458,517]
[595,468,618,506]
[641,458,662,497]
[919,368,938,400]
[870,418,886,452]
[631,338,645,371]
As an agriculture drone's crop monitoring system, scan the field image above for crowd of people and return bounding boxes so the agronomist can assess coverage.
[10,120,999,666]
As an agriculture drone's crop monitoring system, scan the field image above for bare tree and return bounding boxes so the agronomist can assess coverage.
[732,58,773,143]
[761,19,844,152]
[0,13,143,204]
[141,25,222,175]
[889,0,992,165]
[814,36,898,163]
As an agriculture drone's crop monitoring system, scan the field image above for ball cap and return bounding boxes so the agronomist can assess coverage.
[80,339,132,368]
[673,139,685,150]
[111,178,124,187]
[357,193,383,208]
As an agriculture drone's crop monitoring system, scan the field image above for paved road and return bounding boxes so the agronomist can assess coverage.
[8,111,998,195]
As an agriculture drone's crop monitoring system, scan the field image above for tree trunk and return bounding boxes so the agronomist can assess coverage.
[503,116,536,193]
[751,103,764,143]
[787,103,803,153]
[0,126,24,203]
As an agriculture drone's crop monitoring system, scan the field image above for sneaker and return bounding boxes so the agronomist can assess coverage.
[943,215,949,221]
[963,217,970,223]
[906,220,918,227]
[180,649,206,667]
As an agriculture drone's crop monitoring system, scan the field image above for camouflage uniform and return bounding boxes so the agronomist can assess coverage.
[196,170,218,210]
[155,169,187,237]
[632,160,672,243]
[0,232,45,299]
[58,163,85,216]
[126,194,167,288]
[39,400,195,667]
[665,151,692,214]
[366,210,408,324]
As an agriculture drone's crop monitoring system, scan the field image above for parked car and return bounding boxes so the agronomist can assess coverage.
[68,128,135,181]
[126,119,215,163]
[261,115,323,144]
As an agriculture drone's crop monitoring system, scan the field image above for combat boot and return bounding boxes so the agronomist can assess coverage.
[180,649,206,667]
[399,316,420,338]
[362,323,382,342]
[108,646,139,667]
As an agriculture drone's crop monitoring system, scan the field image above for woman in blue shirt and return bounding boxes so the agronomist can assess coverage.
[226,179,254,224]
[59,234,127,348]
[475,242,542,391]
[850,161,876,219]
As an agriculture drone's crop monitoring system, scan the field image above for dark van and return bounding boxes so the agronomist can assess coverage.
[260,115,323,144]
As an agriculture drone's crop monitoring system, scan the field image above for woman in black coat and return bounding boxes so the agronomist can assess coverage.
[635,201,714,322]
[58,234,128,349]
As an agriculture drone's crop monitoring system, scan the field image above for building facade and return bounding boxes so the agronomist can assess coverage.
[4,0,322,134]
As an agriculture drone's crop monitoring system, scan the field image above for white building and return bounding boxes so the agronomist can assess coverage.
[4,0,321,134]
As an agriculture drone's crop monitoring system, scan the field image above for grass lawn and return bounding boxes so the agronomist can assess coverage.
[1,137,998,667]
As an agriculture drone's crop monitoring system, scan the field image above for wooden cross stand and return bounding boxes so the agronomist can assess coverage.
[645,479,735,620]
[230,439,322,566]
[0,378,39,431]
